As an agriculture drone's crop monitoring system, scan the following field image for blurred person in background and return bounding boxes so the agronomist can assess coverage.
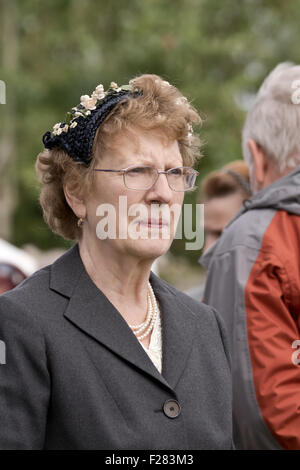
[186,160,251,301]
[201,62,300,449]
[0,239,37,294]
[0,264,26,295]
[0,75,232,450]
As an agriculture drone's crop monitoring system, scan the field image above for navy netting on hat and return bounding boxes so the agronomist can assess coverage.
[42,90,138,166]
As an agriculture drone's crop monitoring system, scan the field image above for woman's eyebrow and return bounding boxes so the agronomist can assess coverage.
[134,154,183,167]
[125,155,155,166]
[116,147,182,168]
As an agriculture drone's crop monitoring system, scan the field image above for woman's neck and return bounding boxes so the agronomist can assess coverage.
[78,237,154,325]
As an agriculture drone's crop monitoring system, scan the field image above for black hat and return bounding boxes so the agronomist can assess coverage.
[42,83,140,166]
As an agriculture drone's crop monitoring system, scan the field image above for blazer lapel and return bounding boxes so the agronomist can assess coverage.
[50,244,197,393]
[50,245,171,390]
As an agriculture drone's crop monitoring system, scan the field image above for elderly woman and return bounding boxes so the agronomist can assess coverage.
[0,75,232,450]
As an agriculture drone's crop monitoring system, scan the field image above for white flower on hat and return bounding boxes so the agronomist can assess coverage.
[52,122,63,135]
[53,122,61,131]
[109,82,122,92]
[92,84,105,101]
[49,79,133,141]
[80,94,97,110]
[92,90,105,101]
[95,84,104,93]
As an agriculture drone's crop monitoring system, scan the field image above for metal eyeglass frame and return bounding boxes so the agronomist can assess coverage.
[93,165,199,192]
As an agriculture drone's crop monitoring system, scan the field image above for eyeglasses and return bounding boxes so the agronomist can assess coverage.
[93,165,199,191]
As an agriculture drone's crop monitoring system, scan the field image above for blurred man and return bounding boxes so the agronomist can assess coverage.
[200,62,300,449]
[186,160,250,301]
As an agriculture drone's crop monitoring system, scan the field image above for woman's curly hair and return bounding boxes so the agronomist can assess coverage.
[35,74,202,240]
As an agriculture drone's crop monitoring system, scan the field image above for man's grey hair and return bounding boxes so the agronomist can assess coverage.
[242,62,300,173]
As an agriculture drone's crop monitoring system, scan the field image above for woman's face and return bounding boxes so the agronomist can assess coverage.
[203,191,245,252]
[82,127,185,261]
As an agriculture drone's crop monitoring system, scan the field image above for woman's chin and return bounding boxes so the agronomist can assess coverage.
[126,237,172,260]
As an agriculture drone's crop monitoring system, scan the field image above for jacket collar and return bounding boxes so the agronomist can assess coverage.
[50,244,197,392]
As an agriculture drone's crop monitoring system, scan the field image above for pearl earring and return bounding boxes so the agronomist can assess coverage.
[77,217,84,227]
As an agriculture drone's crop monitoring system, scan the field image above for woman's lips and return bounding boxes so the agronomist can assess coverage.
[138,219,169,228]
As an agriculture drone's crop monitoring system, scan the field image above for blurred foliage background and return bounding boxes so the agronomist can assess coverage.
[1,0,300,282]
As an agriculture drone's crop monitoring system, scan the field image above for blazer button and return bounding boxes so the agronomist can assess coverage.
[163,399,181,418]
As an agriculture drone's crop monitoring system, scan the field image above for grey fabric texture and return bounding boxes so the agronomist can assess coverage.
[0,244,232,450]
[200,167,300,450]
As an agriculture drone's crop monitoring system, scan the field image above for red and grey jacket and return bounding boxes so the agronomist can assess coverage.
[200,166,300,450]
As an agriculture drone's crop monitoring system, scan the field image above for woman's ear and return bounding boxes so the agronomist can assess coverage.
[63,185,87,220]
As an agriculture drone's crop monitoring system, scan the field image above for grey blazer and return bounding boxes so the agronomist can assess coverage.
[0,244,232,450]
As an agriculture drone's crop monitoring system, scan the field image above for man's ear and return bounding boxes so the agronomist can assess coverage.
[63,185,86,219]
[247,139,267,187]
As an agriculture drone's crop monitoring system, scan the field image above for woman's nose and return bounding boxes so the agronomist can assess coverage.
[146,172,173,204]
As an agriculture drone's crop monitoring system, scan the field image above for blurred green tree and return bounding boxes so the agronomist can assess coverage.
[1,0,300,262]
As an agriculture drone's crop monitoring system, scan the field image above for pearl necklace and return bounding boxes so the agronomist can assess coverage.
[129,282,158,341]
